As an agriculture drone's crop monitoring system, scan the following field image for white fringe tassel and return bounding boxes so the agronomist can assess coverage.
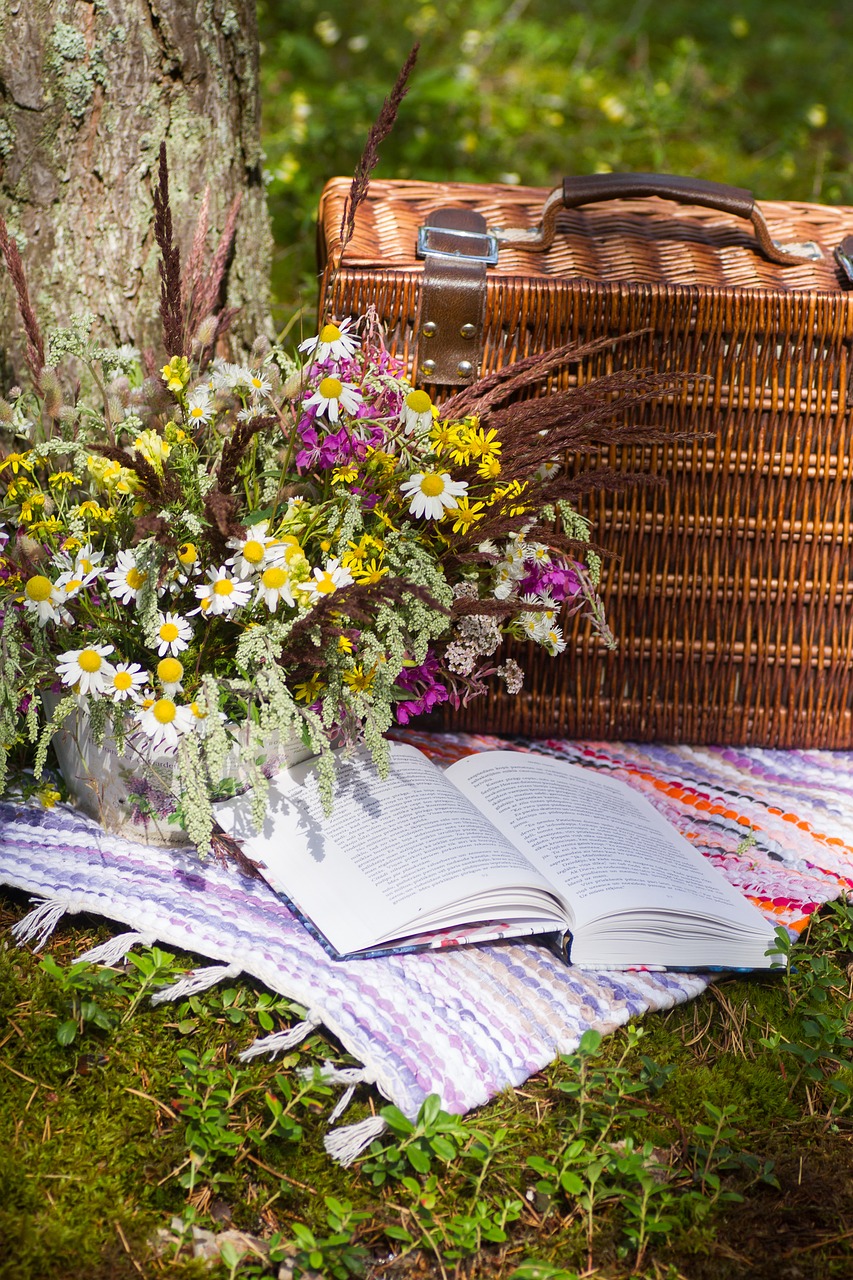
[76,931,158,966]
[298,1059,375,1123]
[150,961,242,1005]
[238,1016,322,1061]
[324,1115,387,1167]
[12,897,68,951]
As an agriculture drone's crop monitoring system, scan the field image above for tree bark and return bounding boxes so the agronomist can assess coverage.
[0,0,272,376]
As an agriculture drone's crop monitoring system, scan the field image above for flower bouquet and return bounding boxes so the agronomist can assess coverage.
[0,126,670,853]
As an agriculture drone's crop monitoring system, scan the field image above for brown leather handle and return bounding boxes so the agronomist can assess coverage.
[562,173,754,219]
[492,172,821,265]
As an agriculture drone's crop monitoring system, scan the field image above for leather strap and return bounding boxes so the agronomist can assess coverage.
[414,208,489,386]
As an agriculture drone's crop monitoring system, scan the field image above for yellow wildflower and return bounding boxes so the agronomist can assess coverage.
[466,427,501,460]
[28,517,63,536]
[133,429,171,469]
[47,471,81,490]
[331,465,358,485]
[343,663,376,694]
[0,451,33,475]
[293,673,325,703]
[337,635,353,653]
[38,785,62,809]
[448,497,486,534]
[161,356,191,393]
[477,455,502,480]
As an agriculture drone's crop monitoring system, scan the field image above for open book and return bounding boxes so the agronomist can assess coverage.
[214,743,780,970]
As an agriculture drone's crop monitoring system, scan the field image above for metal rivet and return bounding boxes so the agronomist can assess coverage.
[460,323,477,339]
[456,360,474,377]
[421,321,437,337]
[421,358,436,374]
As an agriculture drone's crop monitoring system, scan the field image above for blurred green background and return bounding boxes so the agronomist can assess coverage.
[257,0,853,327]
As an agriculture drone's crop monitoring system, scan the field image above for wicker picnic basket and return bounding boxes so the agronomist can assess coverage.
[317,174,853,747]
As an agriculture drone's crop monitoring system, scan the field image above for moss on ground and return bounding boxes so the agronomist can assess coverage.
[2,885,853,1280]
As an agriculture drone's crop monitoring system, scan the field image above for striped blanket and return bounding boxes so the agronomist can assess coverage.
[2,731,852,1160]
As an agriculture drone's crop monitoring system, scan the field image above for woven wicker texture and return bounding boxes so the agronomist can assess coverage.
[318,179,853,747]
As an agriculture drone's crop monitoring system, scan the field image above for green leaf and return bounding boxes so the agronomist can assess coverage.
[56,1019,78,1046]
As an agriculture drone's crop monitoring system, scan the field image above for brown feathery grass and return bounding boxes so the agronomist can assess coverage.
[0,214,45,393]
[153,142,185,358]
[336,43,420,268]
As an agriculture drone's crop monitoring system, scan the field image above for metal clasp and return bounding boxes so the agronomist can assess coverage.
[416,223,499,264]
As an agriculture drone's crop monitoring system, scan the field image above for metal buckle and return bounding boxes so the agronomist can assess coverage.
[771,237,823,262]
[836,244,853,284]
[416,224,499,265]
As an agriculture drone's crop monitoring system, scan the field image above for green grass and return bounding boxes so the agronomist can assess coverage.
[2,887,853,1279]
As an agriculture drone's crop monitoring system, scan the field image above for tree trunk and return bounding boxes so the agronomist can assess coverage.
[0,0,271,376]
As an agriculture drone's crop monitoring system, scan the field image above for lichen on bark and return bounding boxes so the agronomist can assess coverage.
[0,0,272,379]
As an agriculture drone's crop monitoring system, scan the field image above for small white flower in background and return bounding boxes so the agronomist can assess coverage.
[209,360,248,392]
[156,656,185,696]
[56,644,115,696]
[105,662,147,703]
[298,318,359,363]
[303,376,363,423]
[401,389,434,435]
[22,574,64,626]
[536,458,561,481]
[237,403,267,423]
[186,386,213,426]
[543,623,566,655]
[399,471,468,520]
[105,549,148,604]
[527,543,552,566]
[155,611,193,656]
[193,566,253,616]
[302,557,353,601]
[226,521,286,579]
[137,696,195,752]
[255,564,295,612]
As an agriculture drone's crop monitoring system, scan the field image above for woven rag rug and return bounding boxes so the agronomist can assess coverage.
[2,729,853,1163]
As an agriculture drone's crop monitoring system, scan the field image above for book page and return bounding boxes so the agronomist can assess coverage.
[214,743,566,955]
[447,751,767,934]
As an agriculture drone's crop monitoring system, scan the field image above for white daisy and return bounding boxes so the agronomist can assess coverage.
[155,611,193,656]
[186,386,213,426]
[188,698,226,738]
[226,521,286,579]
[209,359,248,392]
[137,697,195,752]
[175,541,201,584]
[542,623,566,656]
[536,458,561,480]
[156,656,184,696]
[51,542,104,580]
[399,471,468,520]
[298,318,359,362]
[244,370,272,398]
[22,574,65,626]
[56,644,115,696]
[193,566,253,616]
[301,557,354,602]
[105,550,148,604]
[105,662,147,703]
[401,389,434,435]
[255,564,296,612]
[302,376,362,423]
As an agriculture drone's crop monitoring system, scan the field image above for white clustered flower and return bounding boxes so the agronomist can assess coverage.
[155,611,193,656]
[303,376,362,423]
[137,697,195,752]
[298,318,359,362]
[105,549,148,604]
[193,566,253,616]
[56,644,115,696]
[301,557,353,602]
[399,471,468,520]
